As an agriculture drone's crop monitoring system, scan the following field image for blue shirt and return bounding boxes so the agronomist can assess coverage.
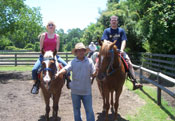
[64,57,95,95]
[101,27,127,49]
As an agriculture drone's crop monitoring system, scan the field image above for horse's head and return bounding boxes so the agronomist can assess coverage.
[40,49,57,90]
[97,40,118,81]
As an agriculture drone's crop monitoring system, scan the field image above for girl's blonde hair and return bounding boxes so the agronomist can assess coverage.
[46,21,56,28]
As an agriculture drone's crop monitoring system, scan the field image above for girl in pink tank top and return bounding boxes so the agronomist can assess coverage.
[31,21,71,94]
[43,32,57,51]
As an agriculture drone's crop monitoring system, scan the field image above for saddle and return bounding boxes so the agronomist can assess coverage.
[95,54,128,72]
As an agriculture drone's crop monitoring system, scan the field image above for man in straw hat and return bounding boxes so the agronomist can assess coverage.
[56,42,96,121]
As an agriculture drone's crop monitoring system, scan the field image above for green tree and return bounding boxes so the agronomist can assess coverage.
[0,0,43,50]
[0,0,25,35]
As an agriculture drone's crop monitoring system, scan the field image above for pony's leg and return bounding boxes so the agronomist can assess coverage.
[110,91,114,112]
[43,91,50,121]
[52,92,61,121]
[104,91,110,121]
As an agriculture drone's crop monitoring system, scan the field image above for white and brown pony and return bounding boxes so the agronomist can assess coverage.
[39,49,65,121]
[97,40,126,121]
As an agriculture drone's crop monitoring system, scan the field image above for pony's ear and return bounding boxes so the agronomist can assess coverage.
[53,49,57,56]
[41,48,45,55]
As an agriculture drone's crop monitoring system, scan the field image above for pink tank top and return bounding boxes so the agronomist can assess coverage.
[43,33,57,51]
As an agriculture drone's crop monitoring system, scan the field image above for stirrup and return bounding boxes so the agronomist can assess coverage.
[133,83,143,90]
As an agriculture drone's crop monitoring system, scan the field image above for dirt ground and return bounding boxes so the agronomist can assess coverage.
[0,71,174,121]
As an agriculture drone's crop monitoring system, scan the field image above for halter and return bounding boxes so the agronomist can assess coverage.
[41,57,57,80]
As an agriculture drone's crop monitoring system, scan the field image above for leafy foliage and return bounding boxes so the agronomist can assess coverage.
[0,0,174,54]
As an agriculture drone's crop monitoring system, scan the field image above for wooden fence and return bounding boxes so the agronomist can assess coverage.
[129,53,175,78]
[0,52,174,105]
[0,52,75,66]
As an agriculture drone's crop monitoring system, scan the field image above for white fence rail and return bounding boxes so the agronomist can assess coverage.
[133,64,175,105]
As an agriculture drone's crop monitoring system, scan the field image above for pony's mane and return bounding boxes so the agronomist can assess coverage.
[43,50,59,70]
[44,50,54,59]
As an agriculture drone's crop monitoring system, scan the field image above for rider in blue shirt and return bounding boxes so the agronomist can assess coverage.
[101,15,142,90]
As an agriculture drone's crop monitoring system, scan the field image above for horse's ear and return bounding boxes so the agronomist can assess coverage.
[113,40,117,45]
[53,49,57,56]
[41,48,45,55]
[110,40,117,49]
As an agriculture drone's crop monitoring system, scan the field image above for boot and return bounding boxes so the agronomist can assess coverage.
[31,80,40,94]
[66,76,71,89]
[128,70,142,90]
[132,79,143,90]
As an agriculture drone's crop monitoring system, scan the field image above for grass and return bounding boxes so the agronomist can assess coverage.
[0,65,33,71]
[125,79,175,121]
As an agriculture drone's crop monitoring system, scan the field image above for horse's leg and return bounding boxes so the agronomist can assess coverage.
[114,88,122,121]
[96,79,106,112]
[104,91,110,121]
[110,91,114,112]
[52,92,61,121]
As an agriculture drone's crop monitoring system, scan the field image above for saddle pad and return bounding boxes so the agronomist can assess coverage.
[120,54,129,72]
[58,63,63,70]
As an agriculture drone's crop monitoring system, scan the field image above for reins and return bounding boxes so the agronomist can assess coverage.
[106,49,121,77]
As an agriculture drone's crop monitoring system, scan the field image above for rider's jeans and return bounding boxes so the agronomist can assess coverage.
[32,54,70,80]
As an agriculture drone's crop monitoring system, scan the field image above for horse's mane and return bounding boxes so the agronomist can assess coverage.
[101,40,118,56]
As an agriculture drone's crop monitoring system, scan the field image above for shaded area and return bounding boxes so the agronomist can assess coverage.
[96,111,128,121]
[0,71,32,84]
[38,115,61,121]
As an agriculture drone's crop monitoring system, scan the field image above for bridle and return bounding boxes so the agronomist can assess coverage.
[104,49,121,76]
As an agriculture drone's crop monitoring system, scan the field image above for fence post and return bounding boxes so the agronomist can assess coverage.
[66,53,68,63]
[157,72,161,105]
[15,53,17,66]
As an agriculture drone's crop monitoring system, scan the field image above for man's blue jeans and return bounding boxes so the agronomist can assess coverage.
[71,94,95,121]
[32,55,69,80]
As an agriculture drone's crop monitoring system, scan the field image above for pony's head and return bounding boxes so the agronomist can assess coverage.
[40,49,57,89]
[97,40,118,80]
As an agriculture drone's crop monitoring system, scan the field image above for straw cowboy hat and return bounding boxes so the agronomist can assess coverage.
[72,42,90,55]
[89,42,97,52]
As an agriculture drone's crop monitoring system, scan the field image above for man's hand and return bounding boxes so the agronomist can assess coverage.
[55,71,63,79]
[120,50,124,56]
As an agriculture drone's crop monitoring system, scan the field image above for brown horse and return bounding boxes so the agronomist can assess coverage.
[39,49,65,121]
[97,40,126,121]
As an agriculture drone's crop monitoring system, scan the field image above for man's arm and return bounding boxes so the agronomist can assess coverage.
[120,40,126,52]
[55,68,67,78]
